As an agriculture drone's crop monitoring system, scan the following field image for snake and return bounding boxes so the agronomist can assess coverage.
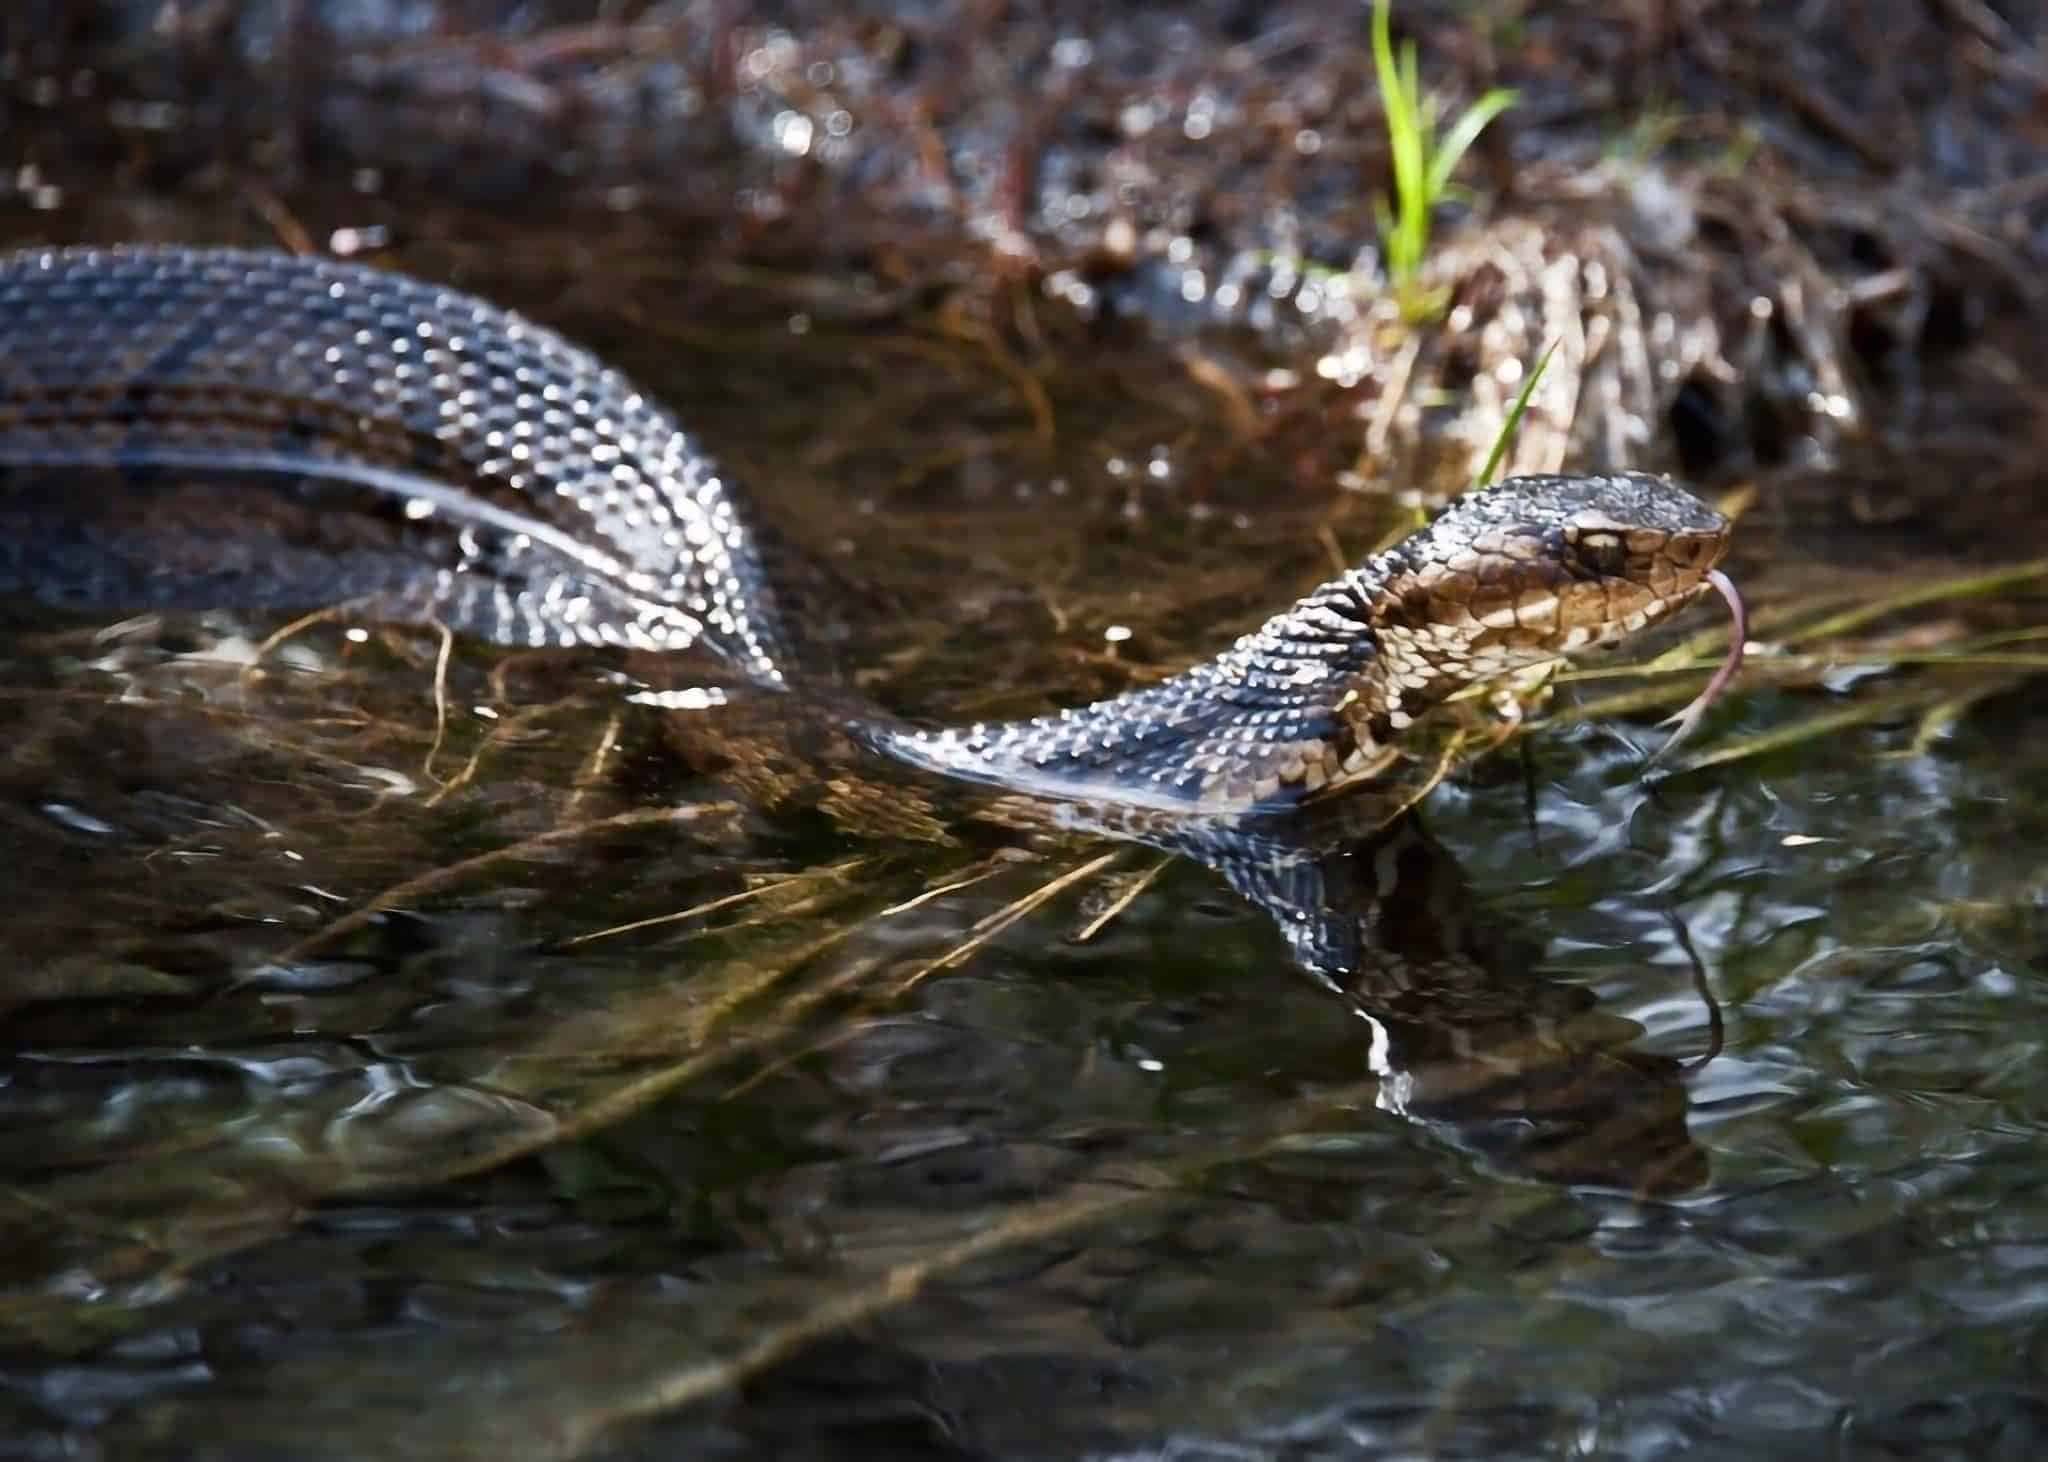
[0,245,1735,813]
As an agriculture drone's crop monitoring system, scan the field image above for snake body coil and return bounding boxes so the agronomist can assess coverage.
[0,246,1731,811]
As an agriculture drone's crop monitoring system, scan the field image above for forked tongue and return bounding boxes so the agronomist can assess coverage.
[1645,569,1746,771]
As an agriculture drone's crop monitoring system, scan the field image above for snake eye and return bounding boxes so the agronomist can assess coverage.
[1574,530,1629,577]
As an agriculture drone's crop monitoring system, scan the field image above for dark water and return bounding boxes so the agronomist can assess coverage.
[3,266,2045,1461]
[7,40,2048,1462]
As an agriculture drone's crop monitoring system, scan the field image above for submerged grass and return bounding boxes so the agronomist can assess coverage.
[1549,556,2048,771]
[7,207,2048,1455]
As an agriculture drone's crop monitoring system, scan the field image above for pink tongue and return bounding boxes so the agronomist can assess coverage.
[1645,568,1746,771]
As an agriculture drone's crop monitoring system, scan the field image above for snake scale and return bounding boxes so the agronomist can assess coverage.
[0,245,1732,813]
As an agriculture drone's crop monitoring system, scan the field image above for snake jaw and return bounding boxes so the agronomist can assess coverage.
[1344,474,1732,765]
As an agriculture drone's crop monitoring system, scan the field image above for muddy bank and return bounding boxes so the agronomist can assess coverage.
[6,0,2048,539]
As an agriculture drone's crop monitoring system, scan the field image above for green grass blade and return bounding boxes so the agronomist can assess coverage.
[1473,338,1558,489]
[1372,0,1421,285]
[1372,193,1401,273]
[1371,0,1406,159]
[1370,0,1516,322]
[1426,88,1518,201]
[1396,43,1426,194]
[1661,688,1942,775]
[1781,559,2048,644]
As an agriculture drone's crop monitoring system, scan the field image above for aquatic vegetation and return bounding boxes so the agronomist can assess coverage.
[1472,338,1558,490]
[1370,0,1519,323]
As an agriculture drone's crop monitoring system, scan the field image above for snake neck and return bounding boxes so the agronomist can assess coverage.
[867,560,1444,812]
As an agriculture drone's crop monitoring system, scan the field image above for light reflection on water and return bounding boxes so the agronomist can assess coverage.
[0,252,2046,1462]
[1,561,2043,1459]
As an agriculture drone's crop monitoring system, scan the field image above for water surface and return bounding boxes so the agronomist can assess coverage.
[4,102,2048,1462]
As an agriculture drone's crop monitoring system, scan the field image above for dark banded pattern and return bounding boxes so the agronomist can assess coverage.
[0,245,1730,812]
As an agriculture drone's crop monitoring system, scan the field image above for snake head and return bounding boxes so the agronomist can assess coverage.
[1360,472,1731,730]
[884,472,1731,814]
